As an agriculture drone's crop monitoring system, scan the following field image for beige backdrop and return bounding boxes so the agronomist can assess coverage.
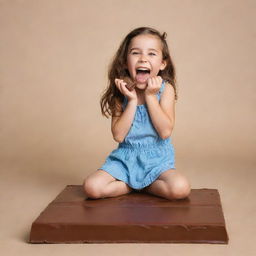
[0,0,255,255]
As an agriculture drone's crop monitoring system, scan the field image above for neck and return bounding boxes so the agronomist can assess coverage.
[135,88,146,105]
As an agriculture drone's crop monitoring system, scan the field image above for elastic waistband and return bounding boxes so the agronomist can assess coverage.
[118,139,171,150]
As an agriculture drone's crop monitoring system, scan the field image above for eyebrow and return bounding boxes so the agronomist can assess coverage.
[129,48,158,52]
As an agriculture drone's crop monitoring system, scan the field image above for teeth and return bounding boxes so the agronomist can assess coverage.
[137,68,149,71]
[136,68,150,73]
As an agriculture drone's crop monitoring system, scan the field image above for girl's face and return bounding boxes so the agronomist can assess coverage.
[126,34,166,89]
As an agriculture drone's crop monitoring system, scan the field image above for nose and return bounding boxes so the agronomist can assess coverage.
[138,53,148,63]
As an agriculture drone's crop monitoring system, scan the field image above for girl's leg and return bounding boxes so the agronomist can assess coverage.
[83,170,133,199]
[142,169,191,200]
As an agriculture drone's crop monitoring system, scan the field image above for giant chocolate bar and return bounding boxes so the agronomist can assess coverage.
[29,185,229,244]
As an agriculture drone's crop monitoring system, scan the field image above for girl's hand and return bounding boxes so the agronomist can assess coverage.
[115,78,138,102]
[145,76,162,96]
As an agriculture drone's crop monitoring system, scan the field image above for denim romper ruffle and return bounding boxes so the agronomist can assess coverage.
[97,80,176,190]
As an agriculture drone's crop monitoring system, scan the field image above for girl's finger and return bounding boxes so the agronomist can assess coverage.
[115,78,119,86]
[122,81,130,93]
[115,79,121,90]
[122,83,135,96]
[120,82,129,93]
[148,77,153,87]
[151,77,157,86]
[116,79,125,93]
[120,83,126,94]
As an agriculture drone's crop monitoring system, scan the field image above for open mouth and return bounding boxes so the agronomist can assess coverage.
[136,68,151,74]
[135,68,151,83]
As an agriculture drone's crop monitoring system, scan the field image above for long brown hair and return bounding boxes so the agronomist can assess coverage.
[100,27,178,118]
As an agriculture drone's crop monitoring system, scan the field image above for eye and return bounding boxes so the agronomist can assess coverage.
[149,52,156,56]
[131,51,139,55]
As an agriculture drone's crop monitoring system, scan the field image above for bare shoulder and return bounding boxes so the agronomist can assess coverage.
[160,82,175,121]
[161,82,175,100]
[160,82,175,105]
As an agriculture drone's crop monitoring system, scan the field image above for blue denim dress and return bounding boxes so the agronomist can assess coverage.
[97,80,176,190]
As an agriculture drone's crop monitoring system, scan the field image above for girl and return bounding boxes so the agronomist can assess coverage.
[83,27,191,200]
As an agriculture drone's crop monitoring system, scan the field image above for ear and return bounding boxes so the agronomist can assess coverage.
[160,60,167,71]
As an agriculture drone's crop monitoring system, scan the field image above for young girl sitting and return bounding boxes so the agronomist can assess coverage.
[83,27,191,200]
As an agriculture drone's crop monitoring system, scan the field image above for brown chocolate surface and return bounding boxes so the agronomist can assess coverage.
[121,76,136,91]
[29,185,229,244]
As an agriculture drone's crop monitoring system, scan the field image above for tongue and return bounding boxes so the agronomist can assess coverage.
[135,72,150,84]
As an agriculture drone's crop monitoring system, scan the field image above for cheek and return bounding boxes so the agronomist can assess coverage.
[154,60,164,70]
[127,59,136,71]
[126,56,132,67]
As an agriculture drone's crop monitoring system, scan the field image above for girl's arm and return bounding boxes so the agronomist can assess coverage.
[145,82,175,139]
[111,99,137,143]
[111,78,138,143]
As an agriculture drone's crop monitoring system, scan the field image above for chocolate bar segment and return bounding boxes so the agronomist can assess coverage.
[29,186,229,244]
[121,76,136,91]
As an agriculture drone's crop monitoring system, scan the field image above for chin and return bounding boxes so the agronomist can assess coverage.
[135,82,147,90]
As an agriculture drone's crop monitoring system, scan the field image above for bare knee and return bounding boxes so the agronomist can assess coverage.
[167,177,191,200]
[83,178,103,199]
